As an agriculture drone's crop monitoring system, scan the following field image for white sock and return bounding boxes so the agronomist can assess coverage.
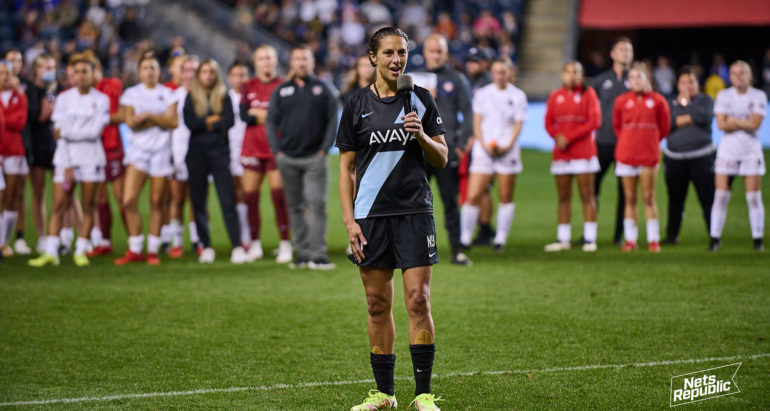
[710,189,731,239]
[170,219,182,247]
[45,235,60,256]
[584,221,598,244]
[4,211,18,245]
[147,234,161,254]
[0,213,6,246]
[646,219,660,243]
[623,218,638,243]
[90,227,103,247]
[128,235,144,254]
[102,238,112,247]
[75,237,90,255]
[746,191,765,239]
[189,221,199,244]
[494,203,515,245]
[460,205,480,246]
[160,224,171,244]
[236,202,250,245]
[60,227,74,248]
[557,223,571,243]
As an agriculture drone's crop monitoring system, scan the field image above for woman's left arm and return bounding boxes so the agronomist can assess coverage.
[212,95,234,132]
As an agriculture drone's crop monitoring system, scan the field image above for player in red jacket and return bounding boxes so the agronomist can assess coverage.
[612,62,671,252]
[239,45,292,263]
[0,103,6,256]
[544,62,601,252]
[84,51,126,257]
[0,61,28,258]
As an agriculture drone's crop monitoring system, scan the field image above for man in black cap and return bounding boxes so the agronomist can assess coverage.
[465,47,493,94]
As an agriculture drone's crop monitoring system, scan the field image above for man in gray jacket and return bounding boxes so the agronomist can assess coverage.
[267,45,339,270]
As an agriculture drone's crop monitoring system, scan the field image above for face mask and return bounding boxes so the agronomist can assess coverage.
[42,71,55,83]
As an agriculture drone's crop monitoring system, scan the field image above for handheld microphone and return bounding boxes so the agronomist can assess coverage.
[397,74,415,114]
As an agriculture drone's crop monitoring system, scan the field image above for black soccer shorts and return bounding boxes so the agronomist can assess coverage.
[348,213,439,269]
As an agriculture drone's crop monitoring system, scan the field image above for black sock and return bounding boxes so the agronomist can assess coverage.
[16,229,23,240]
[370,353,395,396]
[480,223,492,234]
[410,344,435,396]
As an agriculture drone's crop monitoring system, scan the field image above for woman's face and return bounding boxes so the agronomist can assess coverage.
[139,59,160,86]
[370,35,407,83]
[677,73,698,98]
[561,63,582,89]
[198,63,217,89]
[73,62,94,90]
[254,48,277,78]
[181,59,198,87]
[729,63,749,90]
[628,68,648,93]
[36,58,56,83]
[491,61,509,88]
[356,56,375,84]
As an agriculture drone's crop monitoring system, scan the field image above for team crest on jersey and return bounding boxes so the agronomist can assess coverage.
[280,86,295,97]
[574,93,582,103]
[442,81,454,93]
[625,99,635,109]
[556,95,565,104]
[645,98,655,109]
[602,79,612,89]
[247,92,257,99]
[312,85,323,95]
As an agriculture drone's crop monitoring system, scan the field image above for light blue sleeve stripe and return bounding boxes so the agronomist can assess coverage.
[394,92,427,124]
[354,150,405,219]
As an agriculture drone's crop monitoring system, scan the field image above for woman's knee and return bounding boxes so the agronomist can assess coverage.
[366,293,392,318]
[405,289,430,318]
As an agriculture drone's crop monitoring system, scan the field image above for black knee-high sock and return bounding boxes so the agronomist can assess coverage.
[370,353,395,396]
[410,344,435,396]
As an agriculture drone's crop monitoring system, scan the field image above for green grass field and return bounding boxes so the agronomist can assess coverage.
[1,150,768,409]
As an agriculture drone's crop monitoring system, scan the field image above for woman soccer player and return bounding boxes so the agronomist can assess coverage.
[226,60,252,250]
[115,52,178,265]
[460,55,527,251]
[544,61,601,252]
[183,59,248,264]
[710,61,767,251]
[613,62,671,252]
[28,55,110,267]
[0,60,28,258]
[239,45,292,263]
[338,26,447,411]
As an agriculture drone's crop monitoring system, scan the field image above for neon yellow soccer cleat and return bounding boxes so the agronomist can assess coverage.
[351,390,398,410]
[28,253,60,267]
[73,253,90,267]
[407,393,443,411]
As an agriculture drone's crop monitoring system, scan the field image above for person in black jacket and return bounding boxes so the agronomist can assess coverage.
[663,67,715,244]
[183,58,248,264]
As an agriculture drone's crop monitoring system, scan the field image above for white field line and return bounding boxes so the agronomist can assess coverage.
[2,352,768,407]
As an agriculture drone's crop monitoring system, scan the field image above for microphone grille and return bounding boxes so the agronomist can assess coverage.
[396,74,414,92]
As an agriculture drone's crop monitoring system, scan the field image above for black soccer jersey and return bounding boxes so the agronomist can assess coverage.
[336,84,446,219]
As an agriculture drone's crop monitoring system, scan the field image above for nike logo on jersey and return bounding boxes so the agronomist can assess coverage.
[428,252,436,258]
[361,111,374,118]
[369,128,416,146]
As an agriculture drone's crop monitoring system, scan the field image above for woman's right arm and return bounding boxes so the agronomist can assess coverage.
[339,149,366,263]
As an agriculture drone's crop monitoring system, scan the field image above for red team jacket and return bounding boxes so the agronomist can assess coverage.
[96,77,124,160]
[612,91,671,167]
[0,89,28,156]
[544,85,601,161]
[240,76,282,159]
[0,105,5,166]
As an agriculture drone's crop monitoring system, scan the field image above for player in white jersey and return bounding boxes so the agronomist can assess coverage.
[28,55,109,267]
[460,56,527,251]
[115,52,178,265]
[167,55,199,258]
[710,61,767,251]
[226,60,252,248]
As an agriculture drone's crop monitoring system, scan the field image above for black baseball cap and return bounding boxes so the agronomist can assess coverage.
[466,47,490,62]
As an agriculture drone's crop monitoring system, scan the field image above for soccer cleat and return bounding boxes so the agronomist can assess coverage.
[146,253,161,265]
[708,237,720,252]
[86,245,113,258]
[472,225,495,246]
[199,247,216,263]
[248,240,264,261]
[620,241,637,252]
[661,237,679,245]
[14,238,31,255]
[275,240,293,263]
[544,241,570,252]
[451,252,472,266]
[114,250,144,265]
[231,246,249,264]
[2,244,14,258]
[408,393,442,411]
[754,238,764,251]
[648,241,661,253]
[169,246,184,259]
[582,242,597,252]
[28,253,60,267]
[289,257,309,269]
[351,390,397,411]
[309,258,336,270]
[73,253,90,267]
[492,243,504,252]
